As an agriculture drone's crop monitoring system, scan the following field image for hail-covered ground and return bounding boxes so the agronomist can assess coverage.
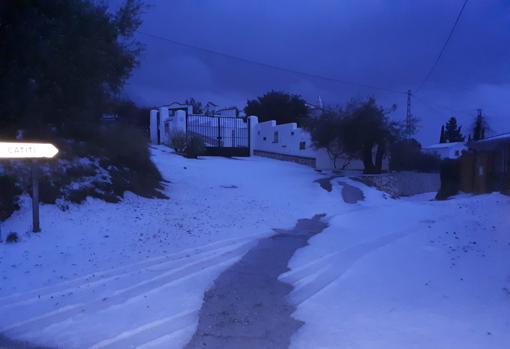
[0,146,509,349]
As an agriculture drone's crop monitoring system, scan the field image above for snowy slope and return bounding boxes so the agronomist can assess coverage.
[282,185,510,349]
[0,146,346,349]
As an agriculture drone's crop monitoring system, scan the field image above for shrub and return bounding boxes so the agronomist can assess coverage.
[6,232,18,243]
[62,123,166,199]
[390,139,440,173]
[0,175,22,221]
[184,135,206,158]
[170,132,188,153]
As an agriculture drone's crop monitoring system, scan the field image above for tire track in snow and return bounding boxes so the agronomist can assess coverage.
[88,310,197,349]
[0,240,250,312]
[136,325,196,349]
[0,235,256,310]
[1,241,255,337]
[281,229,413,305]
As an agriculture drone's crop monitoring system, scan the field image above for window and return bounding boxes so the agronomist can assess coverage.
[263,136,267,141]
[455,150,460,156]
[273,131,279,143]
[291,131,295,136]
[299,141,306,150]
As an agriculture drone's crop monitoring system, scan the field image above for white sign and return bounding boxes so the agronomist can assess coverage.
[0,142,59,159]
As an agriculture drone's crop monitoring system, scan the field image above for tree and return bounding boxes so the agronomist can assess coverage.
[304,111,352,170]
[305,98,397,174]
[244,90,309,125]
[389,138,440,172]
[184,98,204,114]
[111,99,150,130]
[444,117,465,143]
[439,125,446,143]
[472,109,488,141]
[0,0,143,135]
[341,98,398,174]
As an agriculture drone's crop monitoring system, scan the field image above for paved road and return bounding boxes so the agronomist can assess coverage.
[185,215,328,349]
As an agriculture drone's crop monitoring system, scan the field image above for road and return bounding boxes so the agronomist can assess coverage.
[185,215,327,348]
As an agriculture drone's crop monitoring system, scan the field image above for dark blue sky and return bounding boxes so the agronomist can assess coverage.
[114,0,510,144]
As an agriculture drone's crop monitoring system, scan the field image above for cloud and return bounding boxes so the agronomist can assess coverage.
[122,0,510,143]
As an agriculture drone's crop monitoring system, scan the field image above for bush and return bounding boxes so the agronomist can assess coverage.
[0,175,22,221]
[170,132,188,153]
[436,159,460,200]
[62,123,166,199]
[184,135,206,158]
[390,139,440,173]
[6,232,18,243]
[1,122,166,217]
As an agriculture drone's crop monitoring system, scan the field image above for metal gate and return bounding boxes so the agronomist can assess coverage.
[186,115,250,157]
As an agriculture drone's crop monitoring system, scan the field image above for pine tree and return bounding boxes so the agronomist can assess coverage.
[439,125,446,143]
[444,117,465,143]
[472,110,488,141]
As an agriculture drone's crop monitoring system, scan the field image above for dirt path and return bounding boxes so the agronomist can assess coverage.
[184,215,328,349]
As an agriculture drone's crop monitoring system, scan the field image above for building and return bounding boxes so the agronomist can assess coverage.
[422,142,467,159]
[467,132,510,193]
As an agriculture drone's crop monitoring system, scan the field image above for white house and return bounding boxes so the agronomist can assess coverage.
[252,120,368,170]
[149,106,382,171]
[422,142,467,159]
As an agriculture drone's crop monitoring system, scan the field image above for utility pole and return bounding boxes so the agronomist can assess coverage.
[405,89,413,138]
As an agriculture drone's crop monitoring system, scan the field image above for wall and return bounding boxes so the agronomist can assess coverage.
[423,142,467,159]
[148,109,383,171]
[149,108,186,146]
[355,172,441,197]
[252,118,367,170]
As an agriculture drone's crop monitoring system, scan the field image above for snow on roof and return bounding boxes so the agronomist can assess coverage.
[475,132,510,144]
[423,142,466,150]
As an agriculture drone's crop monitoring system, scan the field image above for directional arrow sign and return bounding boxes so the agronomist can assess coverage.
[0,142,59,159]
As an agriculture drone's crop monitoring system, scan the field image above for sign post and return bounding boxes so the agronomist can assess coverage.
[0,142,59,232]
[31,160,41,232]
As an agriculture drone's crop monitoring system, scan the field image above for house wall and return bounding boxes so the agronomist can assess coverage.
[423,143,466,159]
[252,118,367,171]
[148,109,385,171]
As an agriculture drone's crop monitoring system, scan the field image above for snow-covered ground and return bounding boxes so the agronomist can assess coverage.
[1,145,509,348]
[283,189,510,349]
[0,146,343,349]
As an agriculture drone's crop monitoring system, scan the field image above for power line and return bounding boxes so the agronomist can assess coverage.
[415,0,470,93]
[138,31,407,96]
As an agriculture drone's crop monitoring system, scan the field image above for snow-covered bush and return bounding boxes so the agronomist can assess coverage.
[170,132,188,153]
[0,123,167,220]
[184,135,206,159]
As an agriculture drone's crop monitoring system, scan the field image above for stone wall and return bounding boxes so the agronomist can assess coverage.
[254,150,316,168]
[354,172,440,197]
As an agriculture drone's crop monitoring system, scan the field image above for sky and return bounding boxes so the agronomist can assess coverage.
[113,0,510,144]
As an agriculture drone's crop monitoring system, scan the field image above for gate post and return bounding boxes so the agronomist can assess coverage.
[174,110,187,133]
[248,115,259,156]
[149,109,159,144]
[158,107,170,145]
